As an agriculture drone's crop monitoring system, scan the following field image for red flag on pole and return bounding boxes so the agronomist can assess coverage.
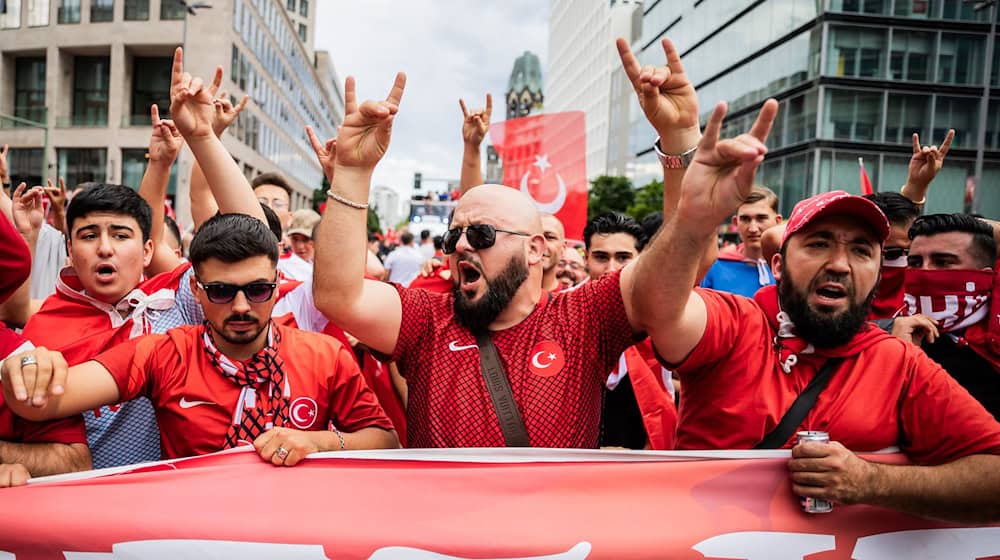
[859,157,874,196]
[489,112,588,241]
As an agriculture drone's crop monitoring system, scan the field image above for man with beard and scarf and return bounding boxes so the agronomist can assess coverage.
[2,213,398,465]
[892,213,1000,419]
[633,94,1000,521]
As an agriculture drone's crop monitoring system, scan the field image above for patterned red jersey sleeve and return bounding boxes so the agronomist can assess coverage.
[371,284,440,367]
[0,212,31,303]
[664,288,756,375]
[898,345,1000,464]
[91,334,171,402]
[326,342,395,433]
[566,270,638,371]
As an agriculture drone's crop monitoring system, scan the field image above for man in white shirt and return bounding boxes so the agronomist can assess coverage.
[278,209,321,281]
[383,232,427,287]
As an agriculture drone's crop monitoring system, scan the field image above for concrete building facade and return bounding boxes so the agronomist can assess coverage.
[0,0,342,228]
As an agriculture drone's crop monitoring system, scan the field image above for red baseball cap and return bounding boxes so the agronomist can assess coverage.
[781,190,890,247]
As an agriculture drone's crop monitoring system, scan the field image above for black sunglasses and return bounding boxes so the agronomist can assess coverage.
[883,247,908,261]
[197,281,277,304]
[442,224,530,254]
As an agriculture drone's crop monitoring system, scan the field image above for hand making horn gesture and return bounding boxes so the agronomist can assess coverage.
[306,125,337,184]
[908,129,955,191]
[616,37,700,153]
[168,47,217,141]
[334,73,406,172]
[148,104,183,165]
[459,93,492,147]
[679,99,778,225]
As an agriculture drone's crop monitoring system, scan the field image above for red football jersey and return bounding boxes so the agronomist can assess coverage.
[0,328,87,446]
[672,288,1000,464]
[0,212,31,304]
[380,271,635,448]
[93,324,394,459]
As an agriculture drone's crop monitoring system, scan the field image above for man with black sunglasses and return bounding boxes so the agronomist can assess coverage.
[2,213,399,465]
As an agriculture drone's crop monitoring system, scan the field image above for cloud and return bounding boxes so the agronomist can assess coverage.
[314,0,549,202]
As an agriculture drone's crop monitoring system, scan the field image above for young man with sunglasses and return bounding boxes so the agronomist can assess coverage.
[2,213,399,465]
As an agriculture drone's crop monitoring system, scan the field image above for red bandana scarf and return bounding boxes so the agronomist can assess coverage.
[202,323,290,448]
[869,257,907,320]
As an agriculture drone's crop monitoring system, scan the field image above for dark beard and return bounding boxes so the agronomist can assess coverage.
[453,255,528,333]
[778,275,875,349]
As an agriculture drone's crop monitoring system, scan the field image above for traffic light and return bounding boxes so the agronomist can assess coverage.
[414,172,422,190]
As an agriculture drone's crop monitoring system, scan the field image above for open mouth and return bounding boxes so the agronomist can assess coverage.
[94,263,117,282]
[813,283,847,305]
[457,261,483,291]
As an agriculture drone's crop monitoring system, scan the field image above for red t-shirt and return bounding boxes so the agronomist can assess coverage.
[672,289,1000,464]
[380,271,635,448]
[0,212,31,304]
[93,324,394,459]
[0,328,87,446]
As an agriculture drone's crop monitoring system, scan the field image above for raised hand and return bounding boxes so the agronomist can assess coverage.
[907,129,954,190]
[459,94,492,147]
[306,125,337,184]
[42,177,67,215]
[210,69,250,137]
[679,99,778,225]
[11,183,45,238]
[168,47,216,140]
[334,73,406,170]
[617,37,700,153]
[149,104,184,165]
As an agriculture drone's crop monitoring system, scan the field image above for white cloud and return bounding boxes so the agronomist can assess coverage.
[314,0,549,202]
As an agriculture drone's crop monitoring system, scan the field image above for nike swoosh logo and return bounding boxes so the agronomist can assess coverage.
[179,397,213,409]
[448,341,478,352]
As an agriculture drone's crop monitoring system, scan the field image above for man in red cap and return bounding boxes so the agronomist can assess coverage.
[633,100,1000,523]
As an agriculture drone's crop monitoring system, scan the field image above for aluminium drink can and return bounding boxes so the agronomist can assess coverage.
[796,430,833,513]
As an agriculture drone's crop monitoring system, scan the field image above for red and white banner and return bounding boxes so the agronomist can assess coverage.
[1,448,998,559]
[489,112,588,241]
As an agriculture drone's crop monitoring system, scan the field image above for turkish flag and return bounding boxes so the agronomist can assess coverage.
[858,157,874,196]
[489,112,588,241]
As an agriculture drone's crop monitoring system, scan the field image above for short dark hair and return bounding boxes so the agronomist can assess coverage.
[164,215,181,248]
[189,213,279,273]
[865,192,920,228]
[251,172,293,197]
[583,212,645,252]
[909,213,997,268]
[640,212,663,249]
[433,235,443,251]
[66,184,152,241]
[742,185,779,213]
[420,229,431,241]
[400,232,415,245]
[259,203,283,241]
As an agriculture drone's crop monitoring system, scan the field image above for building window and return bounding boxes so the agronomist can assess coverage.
[941,0,989,21]
[299,0,307,16]
[2,0,22,28]
[889,30,933,82]
[160,0,185,20]
[14,57,47,126]
[884,93,931,145]
[823,88,883,141]
[826,26,886,79]
[938,34,986,85]
[935,96,980,149]
[90,0,114,22]
[123,148,177,194]
[298,23,306,42]
[57,0,80,23]
[828,0,889,14]
[72,57,110,126]
[27,0,50,26]
[58,148,107,187]
[287,0,295,10]
[8,149,44,189]
[131,57,172,125]
[124,0,149,20]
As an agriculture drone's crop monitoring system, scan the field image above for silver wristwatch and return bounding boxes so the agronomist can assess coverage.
[653,137,698,169]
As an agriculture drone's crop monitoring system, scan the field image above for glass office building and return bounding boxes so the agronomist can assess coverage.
[629,0,999,216]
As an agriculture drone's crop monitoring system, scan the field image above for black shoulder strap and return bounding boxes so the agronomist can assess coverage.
[474,331,530,447]
[754,358,845,450]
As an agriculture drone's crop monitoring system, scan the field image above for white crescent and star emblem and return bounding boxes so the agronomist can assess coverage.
[520,153,567,214]
[531,351,558,369]
[289,397,318,429]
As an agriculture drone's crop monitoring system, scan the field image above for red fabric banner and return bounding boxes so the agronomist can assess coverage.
[859,157,874,196]
[489,112,588,241]
[1,449,997,559]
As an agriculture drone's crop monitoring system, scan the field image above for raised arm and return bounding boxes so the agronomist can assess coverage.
[140,104,185,276]
[169,48,264,222]
[629,100,777,363]
[0,184,43,327]
[458,94,491,194]
[190,79,250,231]
[1,348,120,422]
[313,74,407,356]
[42,177,68,238]
[901,129,953,207]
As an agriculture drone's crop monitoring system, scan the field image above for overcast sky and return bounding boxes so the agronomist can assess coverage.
[314,1,549,200]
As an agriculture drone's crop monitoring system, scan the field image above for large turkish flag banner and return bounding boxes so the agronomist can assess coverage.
[490,112,588,241]
[1,448,999,559]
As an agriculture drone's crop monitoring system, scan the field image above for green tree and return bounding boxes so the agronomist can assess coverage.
[588,175,634,220]
[367,208,382,233]
[627,179,663,221]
